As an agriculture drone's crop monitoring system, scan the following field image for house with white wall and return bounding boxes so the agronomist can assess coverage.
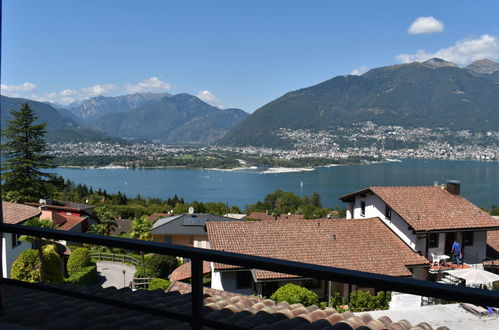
[339,182,499,267]
[206,217,429,299]
[1,201,41,278]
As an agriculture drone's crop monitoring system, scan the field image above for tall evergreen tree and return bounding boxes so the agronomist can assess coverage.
[1,103,54,202]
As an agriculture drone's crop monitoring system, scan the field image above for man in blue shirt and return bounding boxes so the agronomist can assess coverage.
[451,240,462,267]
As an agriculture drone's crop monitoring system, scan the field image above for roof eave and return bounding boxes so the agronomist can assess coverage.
[338,188,372,202]
[415,226,499,234]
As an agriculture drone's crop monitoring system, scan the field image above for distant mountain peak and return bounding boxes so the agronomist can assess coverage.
[422,58,458,68]
[465,59,499,75]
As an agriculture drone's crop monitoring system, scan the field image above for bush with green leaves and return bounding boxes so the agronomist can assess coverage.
[43,245,64,283]
[65,265,97,286]
[67,248,92,276]
[270,283,319,306]
[146,254,179,278]
[148,278,171,291]
[11,247,63,283]
[348,290,391,312]
[329,292,346,310]
[11,249,40,282]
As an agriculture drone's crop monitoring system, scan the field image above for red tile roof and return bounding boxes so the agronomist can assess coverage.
[248,212,305,221]
[169,261,211,281]
[341,186,498,232]
[57,215,87,231]
[207,217,428,279]
[2,201,40,224]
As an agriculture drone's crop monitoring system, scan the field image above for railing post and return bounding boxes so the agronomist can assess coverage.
[191,257,203,329]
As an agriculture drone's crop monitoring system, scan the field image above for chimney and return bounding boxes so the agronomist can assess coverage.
[445,180,461,195]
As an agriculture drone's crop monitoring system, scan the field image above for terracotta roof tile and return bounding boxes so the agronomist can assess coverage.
[0,283,458,330]
[1,201,40,224]
[207,218,429,279]
[57,215,87,231]
[344,186,498,232]
[169,261,211,281]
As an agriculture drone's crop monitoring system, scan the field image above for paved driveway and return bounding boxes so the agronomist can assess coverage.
[96,261,136,289]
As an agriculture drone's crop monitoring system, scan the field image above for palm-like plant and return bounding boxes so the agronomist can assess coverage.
[20,218,57,282]
[129,216,153,276]
[95,205,118,236]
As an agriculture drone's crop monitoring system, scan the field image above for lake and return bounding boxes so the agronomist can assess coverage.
[52,159,499,209]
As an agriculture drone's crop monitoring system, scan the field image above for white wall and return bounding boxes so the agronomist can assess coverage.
[2,235,31,278]
[210,267,253,295]
[352,194,417,250]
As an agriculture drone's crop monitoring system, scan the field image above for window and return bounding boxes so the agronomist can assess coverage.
[462,232,474,246]
[384,205,392,220]
[163,236,172,244]
[428,233,439,248]
[303,279,321,289]
[360,201,366,217]
[11,233,22,248]
[236,271,252,289]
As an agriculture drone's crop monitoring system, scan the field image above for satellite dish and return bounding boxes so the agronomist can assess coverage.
[188,207,195,214]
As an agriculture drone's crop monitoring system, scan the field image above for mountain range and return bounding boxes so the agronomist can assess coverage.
[1,93,248,145]
[219,58,499,148]
[90,93,248,143]
[1,96,122,144]
[62,92,171,124]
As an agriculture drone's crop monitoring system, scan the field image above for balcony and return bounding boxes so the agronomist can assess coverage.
[1,222,498,329]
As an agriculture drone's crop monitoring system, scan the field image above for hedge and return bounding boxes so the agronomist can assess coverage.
[270,283,319,306]
[148,278,171,291]
[67,248,92,276]
[65,264,97,286]
[146,254,179,278]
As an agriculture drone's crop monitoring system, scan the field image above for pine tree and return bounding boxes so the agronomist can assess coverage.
[1,103,54,202]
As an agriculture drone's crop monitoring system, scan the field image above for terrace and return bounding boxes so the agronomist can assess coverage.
[1,220,498,329]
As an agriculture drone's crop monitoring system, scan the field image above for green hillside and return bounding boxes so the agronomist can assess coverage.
[219,59,499,148]
[1,96,123,143]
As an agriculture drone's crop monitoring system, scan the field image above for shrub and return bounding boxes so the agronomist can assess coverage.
[65,264,97,286]
[148,278,171,291]
[270,283,319,306]
[43,245,64,283]
[67,248,92,276]
[11,249,40,282]
[348,290,391,312]
[134,268,149,278]
[329,292,346,310]
[11,247,64,283]
[146,254,179,278]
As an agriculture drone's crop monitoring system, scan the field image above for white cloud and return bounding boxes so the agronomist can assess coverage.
[1,82,37,94]
[397,34,499,65]
[408,16,444,35]
[60,89,78,96]
[81,84,116,96]
[124,77,171,94]
[196,90,223,108]
[350,66,369,75]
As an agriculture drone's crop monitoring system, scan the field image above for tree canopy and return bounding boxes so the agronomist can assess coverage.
[1,103,54,202]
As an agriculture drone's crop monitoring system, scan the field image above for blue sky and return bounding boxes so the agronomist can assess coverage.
[2,0,499,112]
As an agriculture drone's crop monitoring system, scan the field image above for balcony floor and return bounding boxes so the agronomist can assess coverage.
[430,262,471,271]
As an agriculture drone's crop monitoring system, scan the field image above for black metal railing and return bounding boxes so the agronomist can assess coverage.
[1,223,499,329]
